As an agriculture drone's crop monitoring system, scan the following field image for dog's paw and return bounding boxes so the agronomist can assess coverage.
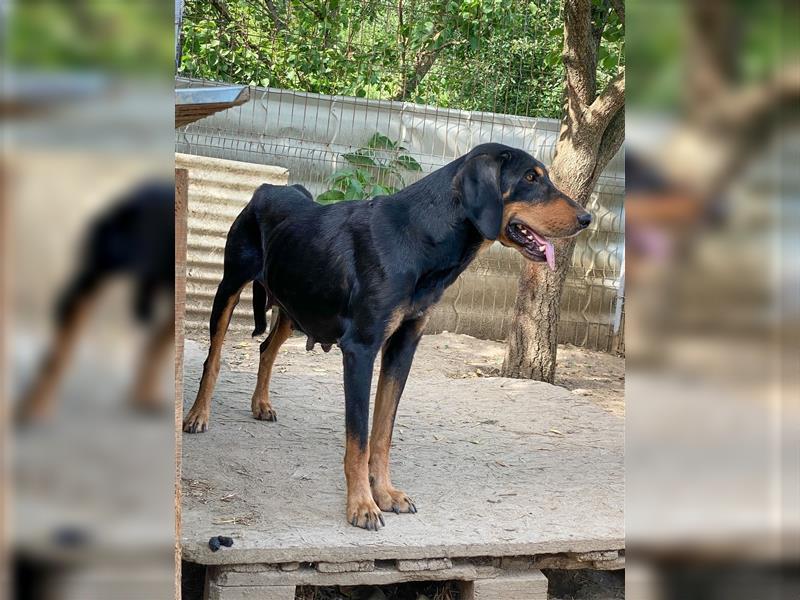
[346,497,385,531]
[372,485,417,514]
[182,409,209,433]
[252,403,277,422]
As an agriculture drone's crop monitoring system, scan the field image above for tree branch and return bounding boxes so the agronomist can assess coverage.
[562,0,598,110]
[208,0,233,22]
[394,37,462,101]
[592,106,625,182]
[609,0,624,25]
[589,70,624,127]
[591,0,611,60]
[259,0,287,31]
[295,0,325,21]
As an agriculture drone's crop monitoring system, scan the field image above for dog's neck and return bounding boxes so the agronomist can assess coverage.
[403,157,487,253]
[387,161,489,301]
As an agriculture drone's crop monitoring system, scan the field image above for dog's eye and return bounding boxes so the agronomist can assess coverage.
[525,172,537,183]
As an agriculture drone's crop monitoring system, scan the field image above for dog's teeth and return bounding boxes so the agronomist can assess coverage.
[539,245,546,252]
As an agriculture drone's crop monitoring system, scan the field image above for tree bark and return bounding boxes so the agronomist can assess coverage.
[502,0,624,382]
[394,36,461,101]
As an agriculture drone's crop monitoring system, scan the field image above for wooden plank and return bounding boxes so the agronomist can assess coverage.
[180,337,624,566]
[175,86,250,128]
[460,570,548,600]
[211,561,501,588]
[175,167,189,600]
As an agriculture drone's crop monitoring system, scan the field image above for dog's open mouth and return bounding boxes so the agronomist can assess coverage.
[506,219,555,271]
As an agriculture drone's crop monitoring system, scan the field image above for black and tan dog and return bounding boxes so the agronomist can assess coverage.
[17,181,175,421]
[183,143,591,530]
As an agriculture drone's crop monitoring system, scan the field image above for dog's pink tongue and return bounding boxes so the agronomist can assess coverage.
[532,232,556,271]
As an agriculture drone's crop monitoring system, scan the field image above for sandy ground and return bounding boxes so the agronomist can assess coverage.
[218,331,625,418]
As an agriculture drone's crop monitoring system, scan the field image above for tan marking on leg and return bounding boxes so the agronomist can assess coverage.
[383,307,406,341]
[131,316,174,412]
[369,373,416,513]
[369,316,427,514]
[251,310,292,421]
[182,285,244,433]
[345,435,384,530]
[17,289,99,422]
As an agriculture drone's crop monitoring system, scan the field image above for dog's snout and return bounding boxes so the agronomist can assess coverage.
[577,212,592,229]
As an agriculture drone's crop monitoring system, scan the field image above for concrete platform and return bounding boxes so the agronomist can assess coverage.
[181,336,624,569]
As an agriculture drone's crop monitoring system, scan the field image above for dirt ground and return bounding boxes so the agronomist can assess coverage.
[219,331,625,418]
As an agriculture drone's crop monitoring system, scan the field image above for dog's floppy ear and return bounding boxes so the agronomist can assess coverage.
[455,154,504,240]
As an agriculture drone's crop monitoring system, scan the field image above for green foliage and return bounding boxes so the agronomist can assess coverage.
[7,2,173,74]
[317,133,423,204]
[180,0,624,119]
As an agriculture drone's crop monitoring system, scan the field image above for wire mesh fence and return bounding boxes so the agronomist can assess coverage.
[175,0,625,353]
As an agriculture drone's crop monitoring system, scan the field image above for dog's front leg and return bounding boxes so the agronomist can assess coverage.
[369,318,426,514]
[341,340,384,531]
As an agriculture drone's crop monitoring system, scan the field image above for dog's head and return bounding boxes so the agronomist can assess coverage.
[453,143,592,269]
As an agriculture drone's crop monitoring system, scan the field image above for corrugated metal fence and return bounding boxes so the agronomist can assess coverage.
[176,153,288,336]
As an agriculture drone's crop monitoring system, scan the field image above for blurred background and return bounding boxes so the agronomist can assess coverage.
[625,0,799,598]
[2,1,176,598]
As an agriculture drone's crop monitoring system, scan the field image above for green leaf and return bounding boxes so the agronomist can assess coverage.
[316,190,345,204]
[367,132,397,150]
[601,53,618,70]
[344,179,365,200]
[395,154,422,171]
[332,169,357,187]
[370,184,391,196]
[343,152,377,167]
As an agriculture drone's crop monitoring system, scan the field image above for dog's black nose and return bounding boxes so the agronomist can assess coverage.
[577,212,592,229]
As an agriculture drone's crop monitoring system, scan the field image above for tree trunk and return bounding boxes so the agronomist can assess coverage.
[504,237,576,381]
[502,0,624,383]
[502,136,605,382]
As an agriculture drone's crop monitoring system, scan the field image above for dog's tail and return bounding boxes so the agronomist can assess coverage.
[251,280,270,337]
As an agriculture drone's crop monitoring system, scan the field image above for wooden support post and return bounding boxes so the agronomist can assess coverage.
[206,581,296,600]
[459,570,549,600]
[175,167,188,597]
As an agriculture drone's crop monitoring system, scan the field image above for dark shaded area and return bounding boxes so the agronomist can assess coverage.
[182,560,207,600]
[654,563,800,600]
[544,569,625,599]
[296,581,461,600]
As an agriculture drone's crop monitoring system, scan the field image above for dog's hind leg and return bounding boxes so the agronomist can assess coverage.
[251,280,269,337]
[182,277,247,433]
[250,308,293,421]
[16,273,102,422]
[130,315,174,412]
[369,315,428,514]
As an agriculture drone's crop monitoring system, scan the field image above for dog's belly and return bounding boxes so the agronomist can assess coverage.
[265,261,349,345]
[275,300,343,345]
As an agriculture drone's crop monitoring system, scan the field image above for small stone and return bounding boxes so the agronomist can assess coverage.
[208,536,221,552]
[218,536,234,547]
